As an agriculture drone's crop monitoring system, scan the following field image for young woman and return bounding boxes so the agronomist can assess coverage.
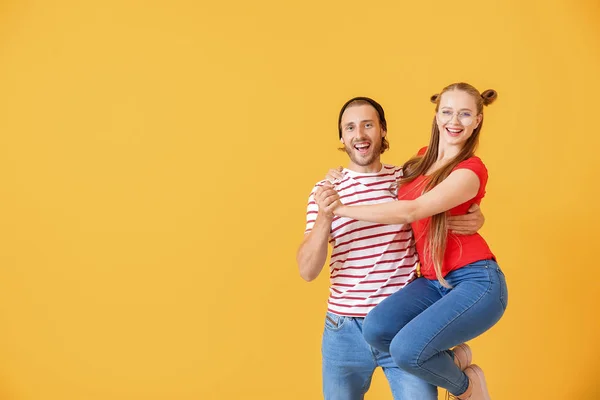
[317,83,507,399]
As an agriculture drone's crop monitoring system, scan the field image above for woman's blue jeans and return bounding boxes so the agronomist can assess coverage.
[362,259,508,396]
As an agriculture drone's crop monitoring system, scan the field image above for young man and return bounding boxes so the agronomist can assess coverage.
[296,97,484,400]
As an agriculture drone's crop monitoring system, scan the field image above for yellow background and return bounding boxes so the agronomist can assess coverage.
[0,0,598,399]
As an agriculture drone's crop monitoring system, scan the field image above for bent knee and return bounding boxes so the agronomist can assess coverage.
[389,337,421,371]
[362,316,391,352]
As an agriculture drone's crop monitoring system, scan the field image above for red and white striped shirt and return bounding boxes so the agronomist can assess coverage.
[305,164,418,317]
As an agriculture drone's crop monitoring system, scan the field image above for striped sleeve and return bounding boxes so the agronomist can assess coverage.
[304,182,325,234]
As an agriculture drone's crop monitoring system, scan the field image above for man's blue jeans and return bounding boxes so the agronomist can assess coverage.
[322,311,437,399]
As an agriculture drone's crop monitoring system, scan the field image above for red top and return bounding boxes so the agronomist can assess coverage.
[397,149,495,279]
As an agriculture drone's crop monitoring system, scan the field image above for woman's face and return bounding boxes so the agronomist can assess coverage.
[436,90,482,147]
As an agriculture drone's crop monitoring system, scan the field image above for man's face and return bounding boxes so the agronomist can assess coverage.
[340,104,386,168]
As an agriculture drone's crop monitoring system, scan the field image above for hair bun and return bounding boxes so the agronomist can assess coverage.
[481,89,497,106]
[430,94,440,104]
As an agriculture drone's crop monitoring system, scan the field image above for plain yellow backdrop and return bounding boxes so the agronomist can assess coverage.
[0,0,598,399]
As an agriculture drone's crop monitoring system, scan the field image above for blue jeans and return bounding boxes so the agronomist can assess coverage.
[322,311,437,400]
[362,259,508,396]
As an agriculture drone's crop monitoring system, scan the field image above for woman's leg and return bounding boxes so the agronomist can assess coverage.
[362,277,442,354]
[389,261,508,395]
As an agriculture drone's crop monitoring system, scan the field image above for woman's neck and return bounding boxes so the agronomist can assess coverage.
[425,144,463,175]
[436,142,462,162]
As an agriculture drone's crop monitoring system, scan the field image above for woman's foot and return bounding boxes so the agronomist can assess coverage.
[458,364,491,400]
[452,343,472,370]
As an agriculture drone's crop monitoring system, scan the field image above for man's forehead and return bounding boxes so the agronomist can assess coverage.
[341,104,378,122]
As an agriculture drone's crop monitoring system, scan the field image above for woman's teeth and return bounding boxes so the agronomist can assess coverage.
[446,127,463,136]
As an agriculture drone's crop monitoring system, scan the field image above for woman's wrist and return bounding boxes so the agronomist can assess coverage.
[334,204,347,217]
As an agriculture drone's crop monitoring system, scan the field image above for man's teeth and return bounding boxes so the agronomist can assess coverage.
[354,143,370,149]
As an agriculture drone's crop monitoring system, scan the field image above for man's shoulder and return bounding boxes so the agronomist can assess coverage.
[382,164,403,178]
[307,179,331,196]
[312,179,330,188]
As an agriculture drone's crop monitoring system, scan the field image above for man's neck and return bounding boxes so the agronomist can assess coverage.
[346,160,383,173]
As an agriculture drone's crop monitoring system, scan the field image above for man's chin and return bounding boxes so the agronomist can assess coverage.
[345,146,381,166]
[351,155,377,167]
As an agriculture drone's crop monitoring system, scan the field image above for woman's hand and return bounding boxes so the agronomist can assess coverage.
[325,167,343,183]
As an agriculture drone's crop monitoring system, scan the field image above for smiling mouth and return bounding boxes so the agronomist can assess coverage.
[353,142,371,154]
[445,127,464,136]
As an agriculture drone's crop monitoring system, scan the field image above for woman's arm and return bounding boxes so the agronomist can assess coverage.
[334,169,481,224]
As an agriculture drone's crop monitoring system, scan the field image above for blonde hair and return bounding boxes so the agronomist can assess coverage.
[401,83,497,287]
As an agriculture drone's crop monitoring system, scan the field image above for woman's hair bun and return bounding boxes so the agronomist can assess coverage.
[481,89,497,106]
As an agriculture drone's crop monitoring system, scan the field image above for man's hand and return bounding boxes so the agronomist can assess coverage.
[447,204,485,235]
[325,167,344,183]
[314,183,342,218]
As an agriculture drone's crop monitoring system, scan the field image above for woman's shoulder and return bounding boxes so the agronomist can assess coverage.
[453,156,488,194]
[455,155,487,171]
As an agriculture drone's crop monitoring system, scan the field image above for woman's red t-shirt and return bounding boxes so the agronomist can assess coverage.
[397,150,495,279]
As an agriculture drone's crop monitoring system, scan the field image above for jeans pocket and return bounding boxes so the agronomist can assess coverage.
[324,312,346,331]
[495,267,508,310]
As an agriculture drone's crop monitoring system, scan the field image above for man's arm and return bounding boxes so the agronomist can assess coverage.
[296,213,332,282]
[447,203,485,235]
[296,183,338,282]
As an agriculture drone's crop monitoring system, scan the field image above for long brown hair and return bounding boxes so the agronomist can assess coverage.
[401,83,497,287]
